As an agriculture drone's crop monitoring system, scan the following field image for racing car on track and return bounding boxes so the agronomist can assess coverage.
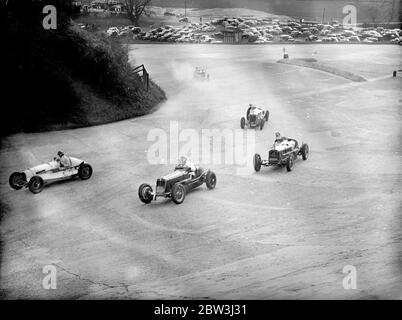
[241,104,269,130]
[138,164,216,205]
[253,136,309,172]
[9,154,93,193]
[193,67,210,81]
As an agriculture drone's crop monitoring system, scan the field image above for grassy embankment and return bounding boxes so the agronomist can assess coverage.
[0,1,166,136]
[278,58,367,82]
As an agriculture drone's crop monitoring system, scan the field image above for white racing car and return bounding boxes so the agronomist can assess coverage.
[9,155,93,194]
[193,66,210,81]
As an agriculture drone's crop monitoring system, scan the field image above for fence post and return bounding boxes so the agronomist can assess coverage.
[133,64,149,90]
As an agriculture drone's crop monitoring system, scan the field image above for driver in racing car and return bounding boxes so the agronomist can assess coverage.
[57,151,72,168]
[274,132,288,146]
[247,104,256,119]
[178,156,196,178]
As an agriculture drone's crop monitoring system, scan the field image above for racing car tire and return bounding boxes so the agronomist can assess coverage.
[301,143,309,160]
[240,117,246,129]
[265,110,269,121]
[254,154,262,172]
[286,155,294,172]
[9,172,24,190]
[138,183,153,204]
[172,183,186,204]
[206,171,217,189]
[28,176,44,194]
[78,164,93,180]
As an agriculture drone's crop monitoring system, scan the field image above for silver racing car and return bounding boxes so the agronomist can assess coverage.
[9,155,93,193]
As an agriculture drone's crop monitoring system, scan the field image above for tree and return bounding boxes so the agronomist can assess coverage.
[124,0,152,25]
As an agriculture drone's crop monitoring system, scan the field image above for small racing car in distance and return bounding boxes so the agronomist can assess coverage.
[193,66,210,81]
[138,165,216,205]
[241,104,269,130]
[254,137,309,172]
[9,155,93,193]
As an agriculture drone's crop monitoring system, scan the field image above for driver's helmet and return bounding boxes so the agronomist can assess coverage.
[249,103,255,109]
[57,151,64,157]
[178,156,187,166]
[275,132,281,139]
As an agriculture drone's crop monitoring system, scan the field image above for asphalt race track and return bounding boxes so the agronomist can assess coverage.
[1,44,401,299]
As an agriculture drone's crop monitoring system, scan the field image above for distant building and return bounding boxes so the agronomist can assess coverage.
[223,29,242,44]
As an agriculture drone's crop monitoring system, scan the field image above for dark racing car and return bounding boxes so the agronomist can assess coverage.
[254,137,309,172]
[138,164,217,205]
[241,104,269,130]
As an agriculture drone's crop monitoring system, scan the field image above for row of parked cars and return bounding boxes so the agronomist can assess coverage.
[106,18,402,44]
[102,16,402,45]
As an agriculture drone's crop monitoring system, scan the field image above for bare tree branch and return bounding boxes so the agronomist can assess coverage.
[124,0,152,25]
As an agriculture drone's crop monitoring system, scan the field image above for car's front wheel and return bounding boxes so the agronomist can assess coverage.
[206,171,217,189]
[9,172,24,190]
[286,154,294,172]
[138,183,153,204]
[240,117,246,129]
[78,164,93,180]
[172,183,186,204]
[254,154,262,172]
[265,110,269,121]
[301,143,309,160]
[29,176,44,194]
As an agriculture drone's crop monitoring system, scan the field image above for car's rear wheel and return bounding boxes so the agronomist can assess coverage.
[172,183,186,204]
[286,154,294,172]
[78,164,93,180]
[265,110,269,121]
[301,143,309,160]
[254,154,262,172]
[9,172,24,190]
[29,176,44,194]
[138,183,153,204]
[240,117,245,129]
[205,171,217,189]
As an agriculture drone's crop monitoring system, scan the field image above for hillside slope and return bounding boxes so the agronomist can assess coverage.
[0,0,166,136]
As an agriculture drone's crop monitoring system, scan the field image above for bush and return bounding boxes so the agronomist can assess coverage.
[0,0,165,135]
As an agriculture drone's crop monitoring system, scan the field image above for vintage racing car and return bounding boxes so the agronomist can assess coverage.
[254,138,309,172]
[193,67,210,81]
[9,156,93,193]
[138,165,216,204]
[241,105,269,130]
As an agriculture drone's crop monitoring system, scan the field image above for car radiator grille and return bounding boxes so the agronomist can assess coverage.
[156,179,165,194]
[269,150,279,162]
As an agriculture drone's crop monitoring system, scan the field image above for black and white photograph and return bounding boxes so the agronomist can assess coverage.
[0,0,401,306]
